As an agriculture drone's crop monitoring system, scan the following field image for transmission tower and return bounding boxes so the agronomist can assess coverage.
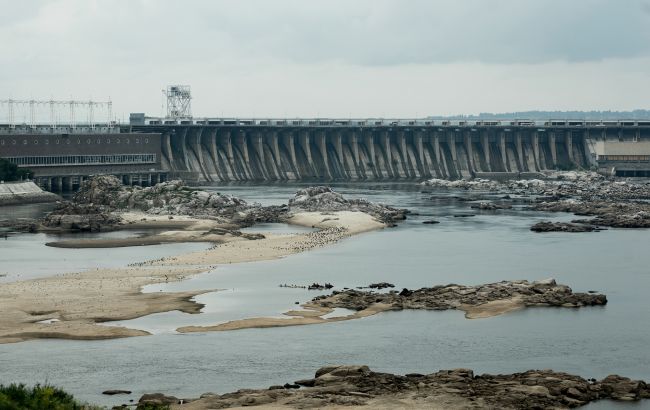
[165,85,192,119]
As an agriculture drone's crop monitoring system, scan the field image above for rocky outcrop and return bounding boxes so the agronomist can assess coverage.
[533,200,650,229]
[73,176,252,221]
[531,221,600,233]
[68,178,405,228]
[288,186,407,224]
[41,202,123,232]
[165,365,650,409]
[424,172,650,231]
[311,279,606,312]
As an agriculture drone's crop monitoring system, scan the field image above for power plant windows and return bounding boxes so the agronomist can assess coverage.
[4,154,156,167]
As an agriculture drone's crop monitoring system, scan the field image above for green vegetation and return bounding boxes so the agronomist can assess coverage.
[0,383,100,410]
[0,158,30,182]
[0,383,172,410]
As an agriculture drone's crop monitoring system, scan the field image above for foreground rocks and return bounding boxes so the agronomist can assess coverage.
[311,279,606,314]
[144,365,650,409]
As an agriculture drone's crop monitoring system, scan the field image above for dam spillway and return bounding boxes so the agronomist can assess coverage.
[130,121,618,182]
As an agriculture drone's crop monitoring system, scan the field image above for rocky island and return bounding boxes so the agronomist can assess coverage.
[177,279,606,333]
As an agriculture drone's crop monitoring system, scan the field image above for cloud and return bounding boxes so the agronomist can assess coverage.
[0,0,649,117]
[3,0,650,67]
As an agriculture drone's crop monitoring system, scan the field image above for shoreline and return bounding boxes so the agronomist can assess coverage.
[0,210,387,344]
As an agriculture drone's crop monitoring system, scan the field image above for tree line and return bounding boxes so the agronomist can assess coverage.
[0,158,31,182]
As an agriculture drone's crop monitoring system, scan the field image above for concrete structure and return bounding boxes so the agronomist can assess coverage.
[0,181,59,206]
[591,138,650,177]
[3,117,650,190]
[0,129,167,191]
[128,118,650,182]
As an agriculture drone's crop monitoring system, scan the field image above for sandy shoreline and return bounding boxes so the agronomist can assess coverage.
[0,210,386,344]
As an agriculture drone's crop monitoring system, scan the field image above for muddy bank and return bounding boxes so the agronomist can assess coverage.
[177,279,606,333]
[136,365,650,409]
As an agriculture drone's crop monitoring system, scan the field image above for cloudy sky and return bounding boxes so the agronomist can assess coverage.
[1,0,650,120]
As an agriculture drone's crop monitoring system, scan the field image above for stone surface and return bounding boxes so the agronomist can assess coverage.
[27,177,407,234]
[288,186,407,224]
[310,279,607,312]
[137,392,180,407]
[42,202,123,232]
[530,221,600,233]
[169,365,650,409]
[73,175,253,222]
[423,171,650,231]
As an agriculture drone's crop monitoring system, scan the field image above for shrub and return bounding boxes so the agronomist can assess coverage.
[0,158,31,182]
[0,383,99,410]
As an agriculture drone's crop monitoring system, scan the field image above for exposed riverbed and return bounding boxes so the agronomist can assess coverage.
[1,182,649,408]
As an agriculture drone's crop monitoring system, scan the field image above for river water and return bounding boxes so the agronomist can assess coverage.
[0,182,649,409]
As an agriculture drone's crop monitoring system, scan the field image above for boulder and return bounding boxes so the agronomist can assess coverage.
[137,393,179,407]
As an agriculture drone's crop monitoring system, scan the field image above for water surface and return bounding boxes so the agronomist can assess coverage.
[1,183,649,408]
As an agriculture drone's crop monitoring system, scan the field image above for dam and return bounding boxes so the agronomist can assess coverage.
[129,118,650,182]
[2,115,650,190]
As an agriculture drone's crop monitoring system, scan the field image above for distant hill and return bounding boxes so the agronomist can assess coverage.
[428,110,650,120]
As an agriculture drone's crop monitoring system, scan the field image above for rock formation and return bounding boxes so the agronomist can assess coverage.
[311,279,606,313]
[41,202,123,232]
[530,221,600,233]
[423,171,650,231]
[140,365,650,409]
[73,175,252,221]
[288,186,407,224]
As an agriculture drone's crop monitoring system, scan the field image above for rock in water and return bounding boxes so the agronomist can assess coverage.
[42,202,123,232]
[288,186,407,223]
[72,175,253,221]
[102,389,131,395]
[311,279,607,312]
[422,219,440,224]
[530,221,599,232]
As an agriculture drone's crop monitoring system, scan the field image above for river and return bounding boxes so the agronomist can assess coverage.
[0,182,648,409]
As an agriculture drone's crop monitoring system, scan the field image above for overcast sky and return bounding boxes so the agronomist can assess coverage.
[1,0,650,120]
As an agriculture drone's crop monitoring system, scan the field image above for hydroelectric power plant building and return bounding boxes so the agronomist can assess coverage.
[0,124,164,191]
[2,114,650,190]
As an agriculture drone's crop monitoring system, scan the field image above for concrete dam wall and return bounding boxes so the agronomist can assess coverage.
[145,126,594,182]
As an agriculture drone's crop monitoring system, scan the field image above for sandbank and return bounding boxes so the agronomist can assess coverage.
[0,210,386,344]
